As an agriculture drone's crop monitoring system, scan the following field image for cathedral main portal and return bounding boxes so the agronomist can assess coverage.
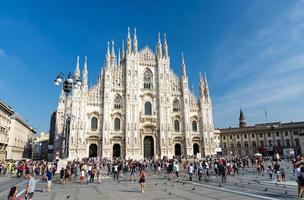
[89,144,97,157]
[143,136,154,158]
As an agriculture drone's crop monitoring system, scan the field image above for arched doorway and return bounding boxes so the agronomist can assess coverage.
[193,143,200,155]
[175,143,181,156]
[113,144,121,158]
[89,144,97,158]
[144,136,154,158]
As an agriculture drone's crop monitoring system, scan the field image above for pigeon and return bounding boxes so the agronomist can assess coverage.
[285,190,287,194]
[155,183,158,186]
[264,188,268,192]
[219,184,222,187]
[248,182,251,185]
[66,195,70,199]
[168,192,172,196]
[192,187,195,190]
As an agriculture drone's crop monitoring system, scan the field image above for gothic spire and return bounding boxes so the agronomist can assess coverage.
[163,33,168,58]
[239,108,246,128]
[126,27,132,55]
[157,32,162,58]
[82,56,88,89]
[121,40,125,58]
[74,56,80,79]
[181,52,186,78]
[105,41,111,67]
[133,28,138,54]
[118,48,121,65]
[111,40,117,66]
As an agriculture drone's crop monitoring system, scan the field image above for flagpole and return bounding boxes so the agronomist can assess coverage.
[265,108,268,122]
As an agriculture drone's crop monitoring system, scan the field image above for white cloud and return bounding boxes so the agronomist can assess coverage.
[0,49,6,57]
[211,1,304,128]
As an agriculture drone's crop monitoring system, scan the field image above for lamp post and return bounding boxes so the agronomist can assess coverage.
[54,72,81,159]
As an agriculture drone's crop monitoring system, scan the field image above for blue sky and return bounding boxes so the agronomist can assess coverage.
[1,0,304,132]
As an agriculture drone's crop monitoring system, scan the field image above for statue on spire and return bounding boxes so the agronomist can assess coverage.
[133,28,138,54]
[105,41,111,67]
[126,27,132,55]
[181,52,186,77]
[157,32,162,58]
[74,56,80,79]
[110,40,116,66]
[163,33,168,58]
[82,56,88,89]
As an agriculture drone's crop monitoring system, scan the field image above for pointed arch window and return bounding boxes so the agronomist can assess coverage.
[91,117,98,130]
[114,118,120,130]
[145,102,152,115]
[114,95,123,109]
[174,120,180,132]
[143,69,153,89]
[173,99,180,112]
[192,121,198,132]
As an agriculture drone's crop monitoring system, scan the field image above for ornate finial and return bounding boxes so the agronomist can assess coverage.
[111,40,115,55]
[158,32,161,43]
[163,33,168,58]
[127,27,132,54]
[181,52,186,77]
[75,56,80,78]
[122,40,125,57]
[128,27,131,38]
[118,48,121,65]
[157,32,162,58]
[133,28,138,53]
[107,41,110,55]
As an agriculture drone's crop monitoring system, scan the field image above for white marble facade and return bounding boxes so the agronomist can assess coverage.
[54,28,216,160]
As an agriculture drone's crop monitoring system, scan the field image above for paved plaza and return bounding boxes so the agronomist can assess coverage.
[0,160,300,200]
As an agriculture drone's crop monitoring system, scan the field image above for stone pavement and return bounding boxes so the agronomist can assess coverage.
[18,175,263,200]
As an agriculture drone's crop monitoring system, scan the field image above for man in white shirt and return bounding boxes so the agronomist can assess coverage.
[174,162,179,178]
[188,163,194,181]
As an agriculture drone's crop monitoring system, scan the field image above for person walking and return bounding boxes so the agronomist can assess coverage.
[113,163,118,180]
[188,163,194,181]
[45,168,52,192]
[139,169,146,193]
[7,186,17,200]
[174,162,179,179]
[25,174,36,200]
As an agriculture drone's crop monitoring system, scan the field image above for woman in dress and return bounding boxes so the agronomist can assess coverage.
[139,169,146,193]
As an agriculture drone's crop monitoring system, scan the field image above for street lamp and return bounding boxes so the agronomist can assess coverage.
[54,72,81,159]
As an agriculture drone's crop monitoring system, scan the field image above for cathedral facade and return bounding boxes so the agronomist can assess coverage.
[54,28,216,160]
